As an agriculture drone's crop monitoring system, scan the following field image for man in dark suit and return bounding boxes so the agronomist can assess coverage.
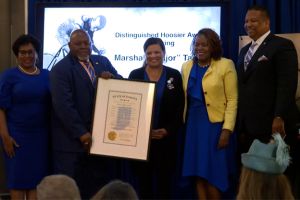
[237,6,299,197]
[50,29,121,198]
[236,5,298,153]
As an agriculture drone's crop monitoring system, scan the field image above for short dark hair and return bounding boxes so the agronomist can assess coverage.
[192,28,222,61]
[248,5,270,20]
[12,34,41,56]
[143,37,165,54]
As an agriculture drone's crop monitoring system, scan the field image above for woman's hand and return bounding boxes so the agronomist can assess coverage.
[80,132,92,152]
[151,128,168,140]
[2,135,19,158]
[218,129,231,149]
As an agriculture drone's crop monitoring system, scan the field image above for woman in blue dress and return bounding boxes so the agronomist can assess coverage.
[0,34,50,199]
[181,28,238,199]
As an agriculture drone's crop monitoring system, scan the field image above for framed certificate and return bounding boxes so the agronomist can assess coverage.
[90,78,155,160]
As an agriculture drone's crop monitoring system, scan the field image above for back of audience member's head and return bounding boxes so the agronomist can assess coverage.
[37,174,81,200]
[237,134,294,200]
[91,180,138,200]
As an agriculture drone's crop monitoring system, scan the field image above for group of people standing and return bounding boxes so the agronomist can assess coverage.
[0,5,299,200]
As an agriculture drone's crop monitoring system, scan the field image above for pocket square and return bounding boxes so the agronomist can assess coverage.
[258,55,268,62]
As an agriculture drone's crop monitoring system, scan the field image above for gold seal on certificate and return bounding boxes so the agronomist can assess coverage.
[108,131,117,141]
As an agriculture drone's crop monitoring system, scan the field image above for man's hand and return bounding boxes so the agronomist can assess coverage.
[272,117,286,138]
[100,71,114,79]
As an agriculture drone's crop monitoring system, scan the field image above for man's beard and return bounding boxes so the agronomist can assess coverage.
[77,55,90,62]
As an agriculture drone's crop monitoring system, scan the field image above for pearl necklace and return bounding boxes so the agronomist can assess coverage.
[18,65,38,75]
[198,62,210,68]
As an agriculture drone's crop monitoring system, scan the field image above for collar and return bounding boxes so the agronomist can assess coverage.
[251,30,271,46]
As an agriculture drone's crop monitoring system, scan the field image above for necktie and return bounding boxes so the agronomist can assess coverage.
[83,60,96,84]
[244,42,257,70]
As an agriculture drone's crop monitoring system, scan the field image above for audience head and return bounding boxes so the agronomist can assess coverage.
[143,37,165,68]
[191,28,222,65]
[237,134,294,199]
[37,174,81,200]
[245,5,270,41]
[91,180,138,200]
[69,29,92,61]
[237,167,294,200]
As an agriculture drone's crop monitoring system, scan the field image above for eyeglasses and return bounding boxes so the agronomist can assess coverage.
[18,50,35,57]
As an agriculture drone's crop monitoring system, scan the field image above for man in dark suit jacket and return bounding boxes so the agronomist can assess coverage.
[50,29,121,198]
[236,5,298,153]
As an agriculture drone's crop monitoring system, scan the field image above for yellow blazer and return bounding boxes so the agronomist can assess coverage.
[181,58,238,131]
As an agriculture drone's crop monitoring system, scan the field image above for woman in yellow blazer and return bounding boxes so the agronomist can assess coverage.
[181,28,238,199]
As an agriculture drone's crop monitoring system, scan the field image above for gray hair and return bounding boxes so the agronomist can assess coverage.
[91,180,138,200]
[37,175,81,200]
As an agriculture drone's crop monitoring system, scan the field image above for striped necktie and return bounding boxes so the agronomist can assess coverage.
[244,42,257,70]
[82,60,96,84]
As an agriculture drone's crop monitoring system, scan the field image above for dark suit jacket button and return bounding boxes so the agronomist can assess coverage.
[204,91,207,95]
[207,104,210,106]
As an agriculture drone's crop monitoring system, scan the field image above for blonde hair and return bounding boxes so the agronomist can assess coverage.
[237,167,294,200]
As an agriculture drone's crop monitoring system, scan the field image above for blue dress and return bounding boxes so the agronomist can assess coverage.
[0,67,50,189]
[144,67,166,128]
[182,64,231,192]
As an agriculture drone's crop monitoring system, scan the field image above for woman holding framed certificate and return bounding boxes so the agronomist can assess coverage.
[128,37,184,199]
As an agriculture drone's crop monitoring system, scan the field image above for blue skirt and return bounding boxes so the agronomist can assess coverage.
[3,127,49,189]
[182,97,231,192]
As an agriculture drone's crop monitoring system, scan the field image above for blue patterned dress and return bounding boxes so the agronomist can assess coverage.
[0,67,50,189]
[182,64,232,192]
